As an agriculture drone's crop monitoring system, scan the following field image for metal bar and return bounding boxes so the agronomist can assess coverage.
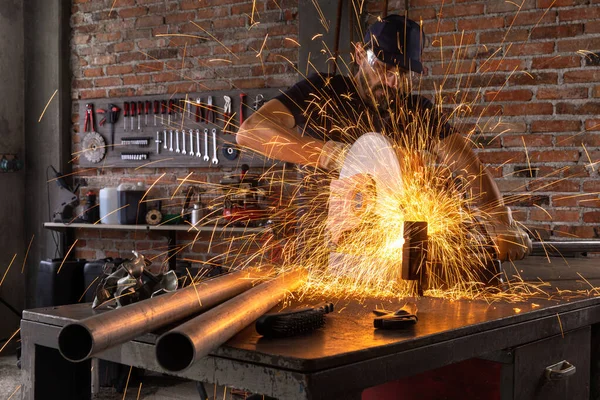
[155,268,308,372]
[57,267,274,362]
[531,241,600,256]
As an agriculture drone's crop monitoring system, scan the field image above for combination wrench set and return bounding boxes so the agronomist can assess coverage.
[78,88,281,169]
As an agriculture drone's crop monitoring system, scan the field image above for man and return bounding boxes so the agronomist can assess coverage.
[237,14,531,262]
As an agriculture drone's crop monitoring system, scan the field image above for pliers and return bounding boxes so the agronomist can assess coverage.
[84,103,96,132]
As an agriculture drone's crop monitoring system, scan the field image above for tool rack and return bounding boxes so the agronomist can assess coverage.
[78,88,284,169]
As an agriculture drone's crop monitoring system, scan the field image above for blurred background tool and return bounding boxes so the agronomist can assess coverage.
[256,302,334,338]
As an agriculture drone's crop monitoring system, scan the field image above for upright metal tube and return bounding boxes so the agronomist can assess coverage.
[58,267,273,362]
[531,241,600,256]
[155,268,308,372]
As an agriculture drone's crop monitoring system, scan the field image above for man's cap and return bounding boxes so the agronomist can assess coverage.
[363,15,426,74]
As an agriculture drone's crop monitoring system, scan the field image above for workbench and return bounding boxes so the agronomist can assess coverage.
[20,256,600,399]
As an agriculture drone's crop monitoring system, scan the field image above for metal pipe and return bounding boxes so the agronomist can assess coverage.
[155,268,308,372]
[58,267,274,362]
[530,240,600,257]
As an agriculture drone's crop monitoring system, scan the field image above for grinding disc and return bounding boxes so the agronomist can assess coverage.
[222,144,240,160]
[339,132,403,210]
[82,132,107,163]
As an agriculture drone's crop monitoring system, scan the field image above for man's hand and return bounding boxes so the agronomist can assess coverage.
[317,140,350,171]
[485,206,532,262]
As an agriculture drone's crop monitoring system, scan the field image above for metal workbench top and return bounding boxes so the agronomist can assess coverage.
[23,256,600,374]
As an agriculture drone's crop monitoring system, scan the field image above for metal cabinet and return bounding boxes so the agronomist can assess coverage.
[500,327,590,400]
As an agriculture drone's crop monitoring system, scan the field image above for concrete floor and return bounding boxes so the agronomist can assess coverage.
[0,348,243,400]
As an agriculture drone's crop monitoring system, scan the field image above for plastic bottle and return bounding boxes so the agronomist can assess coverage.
[99,187,119,225]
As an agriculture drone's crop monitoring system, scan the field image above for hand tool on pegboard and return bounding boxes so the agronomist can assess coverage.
[253,94,265,111]
[223,95,232,134]
[179,98,186,124]
[206,96,215,125]
[153,100,159,126]
[137,101,143,131]
[155,132,162,155]
[130,101,136,131]
[107,104,120,148]
[161,100,167,125]
[82,103,107,163]
[182,129,187,155]
[96,108,107,127]
[239,92,247,125]
[195,129,201,158]
[145,100,150,127]
[123,102,129,131]
[203,128,209,162]
[195,97,202,123]
[168,99,174,126]
[188,129,194,158]
[211,128,219,165]
[163,130,167,151]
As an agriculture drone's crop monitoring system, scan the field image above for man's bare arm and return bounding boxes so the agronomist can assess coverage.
[435,132,503,213]
[236,99,324,167]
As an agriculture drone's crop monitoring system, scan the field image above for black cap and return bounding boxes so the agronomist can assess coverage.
[363,15,426,74]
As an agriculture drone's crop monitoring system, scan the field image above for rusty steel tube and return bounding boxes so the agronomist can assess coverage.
[531,240,600,256]
[155,267,308,372]
[58,267,273,362]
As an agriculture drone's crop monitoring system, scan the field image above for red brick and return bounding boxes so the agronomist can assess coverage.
[585,120,600,131]
[503,134,553,147]
[91,55,116,65]
[73,34,91,45]
[531,120,580,132]
[421,20,455,35]
[594,86,600,98]
[564,70,600,83]
[477,151,527,164]
[529,150,580,162]
[114,42,135,52]
[530,23,583,39]
[584,180,600,192]
[118,6,148,18]
[586,20,600,34]
[430,32,476,47]
[94,77,121,87]
[510,42,555,56]
[135,15,165,28]
[557,37,600,52]
[96,32,121,42]
[457,16,505,31]
[83,67,104,78]
[584,211,600,223]
[556,102,600,115]
[509,10,557,26]
[485,89,533,102]
[79,89,107,99]
[470,104,504,118]
[559,7,600,21]
[487,0,536,14]
[165,12,196,24]
[537,0,588,6]
[537,87,588,100]
[528,179,580,192]
[553,225,597,239]
[108,88,136,97]
[480,29,529,44]
[532,55,581,69]
[509,72,558,86]
[530,208,580,222]
[480,58,525,73]
[123,75,152,85]
[106,65,133,75]
[408,7,437,21]
[503,103,554,115]
[556,133,600,147]
[552,194,600,207]
[431,60,476,76]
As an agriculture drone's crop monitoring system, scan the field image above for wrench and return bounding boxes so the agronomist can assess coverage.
[175,130,180,153]
[163,130,167,150]
[189,129,194,157]
[203,128,209,161]
[181,130,187,155]
[211,128,219,165]
[169,130,173,152]
[196,129,202,157]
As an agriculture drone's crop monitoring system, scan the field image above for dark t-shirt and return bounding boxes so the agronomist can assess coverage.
[275,73,454,146]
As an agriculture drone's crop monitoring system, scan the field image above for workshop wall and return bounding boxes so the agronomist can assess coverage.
[367,0,600,240]
[70,0,298,265]
[68,0,600,270]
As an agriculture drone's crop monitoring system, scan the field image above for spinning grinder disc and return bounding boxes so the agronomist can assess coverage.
[327,133,403,245]
[339,132,403,211]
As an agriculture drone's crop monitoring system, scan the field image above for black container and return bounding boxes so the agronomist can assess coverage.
[117,186,147,225]
[34,259,87,308]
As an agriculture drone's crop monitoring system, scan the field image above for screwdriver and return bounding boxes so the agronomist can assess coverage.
[130,101,136,131]
[123,102,129,131]
[153,100,159,126]
[137,101,143,131]
[160,100,166,125]
[168,99,174,126]
[145,100,151,127]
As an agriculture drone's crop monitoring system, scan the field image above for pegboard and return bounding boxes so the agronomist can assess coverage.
[78,88,286,169]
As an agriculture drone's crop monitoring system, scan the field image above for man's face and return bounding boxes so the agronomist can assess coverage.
[356,48,414,112]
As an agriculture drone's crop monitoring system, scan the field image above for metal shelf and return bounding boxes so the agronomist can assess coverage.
[43,222,265,234]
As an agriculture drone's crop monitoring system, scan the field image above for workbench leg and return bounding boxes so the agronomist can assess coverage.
[21,341,91,400]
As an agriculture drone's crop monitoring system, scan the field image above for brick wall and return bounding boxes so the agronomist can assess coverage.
[70,0,298,265]
[69,0,600,267]
[365,0,600,241]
